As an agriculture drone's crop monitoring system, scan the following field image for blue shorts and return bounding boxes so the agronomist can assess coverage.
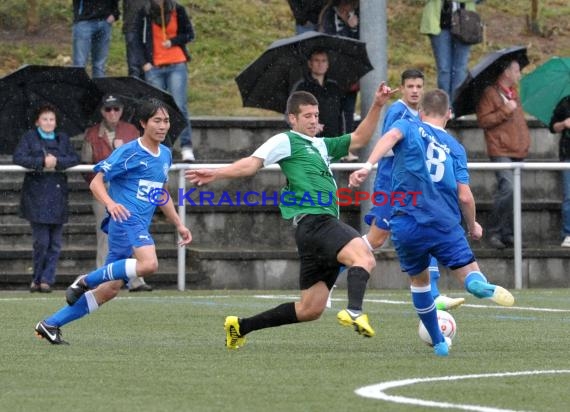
[364,157,394,231]
[104,216,155,264]
[390,213,475,276]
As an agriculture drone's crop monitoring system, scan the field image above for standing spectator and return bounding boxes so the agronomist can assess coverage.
[13,104,80,293]
[549,95,570,247]
[420,0,477,100]
[72,0,119,78]
[476,59,530,249]
[319,0,360,146]
[292,49,343,137]
[287,0,326,34]
[81,94,152,292]
[34,99,192,345]
[122,0,148,78]
[133,0,196,162]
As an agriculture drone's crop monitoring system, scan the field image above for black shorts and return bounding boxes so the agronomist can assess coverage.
[294,214,360,290]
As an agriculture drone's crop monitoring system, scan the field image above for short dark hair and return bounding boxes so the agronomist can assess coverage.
[420,89,449,117]
[137,98,170,123]
[401,69,424,84]
[35,103,58,121]
[286,91,318,115]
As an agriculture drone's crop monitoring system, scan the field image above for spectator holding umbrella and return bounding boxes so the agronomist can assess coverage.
[13,104,80,293]
[476,59,530,250]
[550,95,570,247]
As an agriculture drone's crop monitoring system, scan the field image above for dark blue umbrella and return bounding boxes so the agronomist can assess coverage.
[235,31,373,113]
[452,46,529,118]
[0,65,103,154]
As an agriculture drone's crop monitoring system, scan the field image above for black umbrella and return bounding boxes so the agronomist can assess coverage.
[452,46,529,118]
[0,65,103,154]
[235,31,373,113]
[93,76,187,146]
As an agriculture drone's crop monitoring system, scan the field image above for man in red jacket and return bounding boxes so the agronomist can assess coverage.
[81,94,152,292]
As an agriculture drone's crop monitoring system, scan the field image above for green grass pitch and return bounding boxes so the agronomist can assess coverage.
[2,289,570,411]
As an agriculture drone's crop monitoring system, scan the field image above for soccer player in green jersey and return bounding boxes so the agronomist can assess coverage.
[187,83,395,349]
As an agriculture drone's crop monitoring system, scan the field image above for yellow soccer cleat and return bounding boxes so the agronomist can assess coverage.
[224,316,246,349]
[491,285,515,307]
[337,309,375,337]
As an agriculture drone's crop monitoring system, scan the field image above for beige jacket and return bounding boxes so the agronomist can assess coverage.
[476,85,530,159]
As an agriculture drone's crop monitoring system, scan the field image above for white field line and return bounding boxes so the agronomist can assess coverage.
[2,293,570,313]
[355,370,570,412]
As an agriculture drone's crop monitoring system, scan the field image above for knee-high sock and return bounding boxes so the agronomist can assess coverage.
[84,258,138,288]
[429,256,441,299]
[464,271,493,298]
[411,284,443,345]
[239,302,298,336]
[44,291,100,327]
[347,266,370,312]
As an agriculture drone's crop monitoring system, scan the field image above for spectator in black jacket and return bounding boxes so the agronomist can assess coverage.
[72,0,119,78]
[550,95,570,247]
[287,0,326,34]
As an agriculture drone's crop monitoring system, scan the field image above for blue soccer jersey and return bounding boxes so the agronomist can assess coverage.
[366,100,421,229]
[94,138,172,228]
[390,118,469,232]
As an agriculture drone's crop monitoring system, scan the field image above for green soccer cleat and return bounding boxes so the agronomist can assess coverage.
[434,295,465,311]
[224,316,246,349]
[337,309,375,337]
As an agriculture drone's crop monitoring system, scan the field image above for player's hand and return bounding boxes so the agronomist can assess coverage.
[107,201,131,223]
[185,169,216,186]
[348,168,370,188]
[468,222,483,240]
[177,226,192,246]
[374,82,399,108]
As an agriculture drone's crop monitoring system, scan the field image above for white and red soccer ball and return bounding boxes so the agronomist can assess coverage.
[418,310,457,346]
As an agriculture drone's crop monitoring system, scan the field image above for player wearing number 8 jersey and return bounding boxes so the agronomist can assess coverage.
[34,99,192,345]
[349,89,515,357]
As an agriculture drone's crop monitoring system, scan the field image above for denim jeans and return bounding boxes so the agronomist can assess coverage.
[72,19,112,78]
[31,222,63,286]
[561,166,570,237]
[145,63,192,147]
[124,31,143,79]
[489,157,523,238]
[429,29,471,100]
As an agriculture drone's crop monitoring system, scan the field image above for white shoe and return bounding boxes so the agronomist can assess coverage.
[561,236,570,247]
[434,295,465,311]
[181,147,195,162]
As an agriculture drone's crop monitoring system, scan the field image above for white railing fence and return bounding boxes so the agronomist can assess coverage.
[3,162,570,290]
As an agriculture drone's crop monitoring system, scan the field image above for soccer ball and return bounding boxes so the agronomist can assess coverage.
[418,310,457,346]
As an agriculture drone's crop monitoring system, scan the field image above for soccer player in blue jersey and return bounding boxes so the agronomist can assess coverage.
[363,69,464,311]
[35,99,193,344]
[349,89,514,356]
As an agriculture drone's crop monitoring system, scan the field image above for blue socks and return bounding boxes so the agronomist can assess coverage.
[428,256,441,299]
[45,291,99,327]
[84,259,137,288]
[411,284,444,345]
[464,271,495,298]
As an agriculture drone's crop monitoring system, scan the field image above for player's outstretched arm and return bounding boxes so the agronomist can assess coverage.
[348,128,403,188]
[350,82,398,150]
[458,183,482,240]
[185,156,264,187]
